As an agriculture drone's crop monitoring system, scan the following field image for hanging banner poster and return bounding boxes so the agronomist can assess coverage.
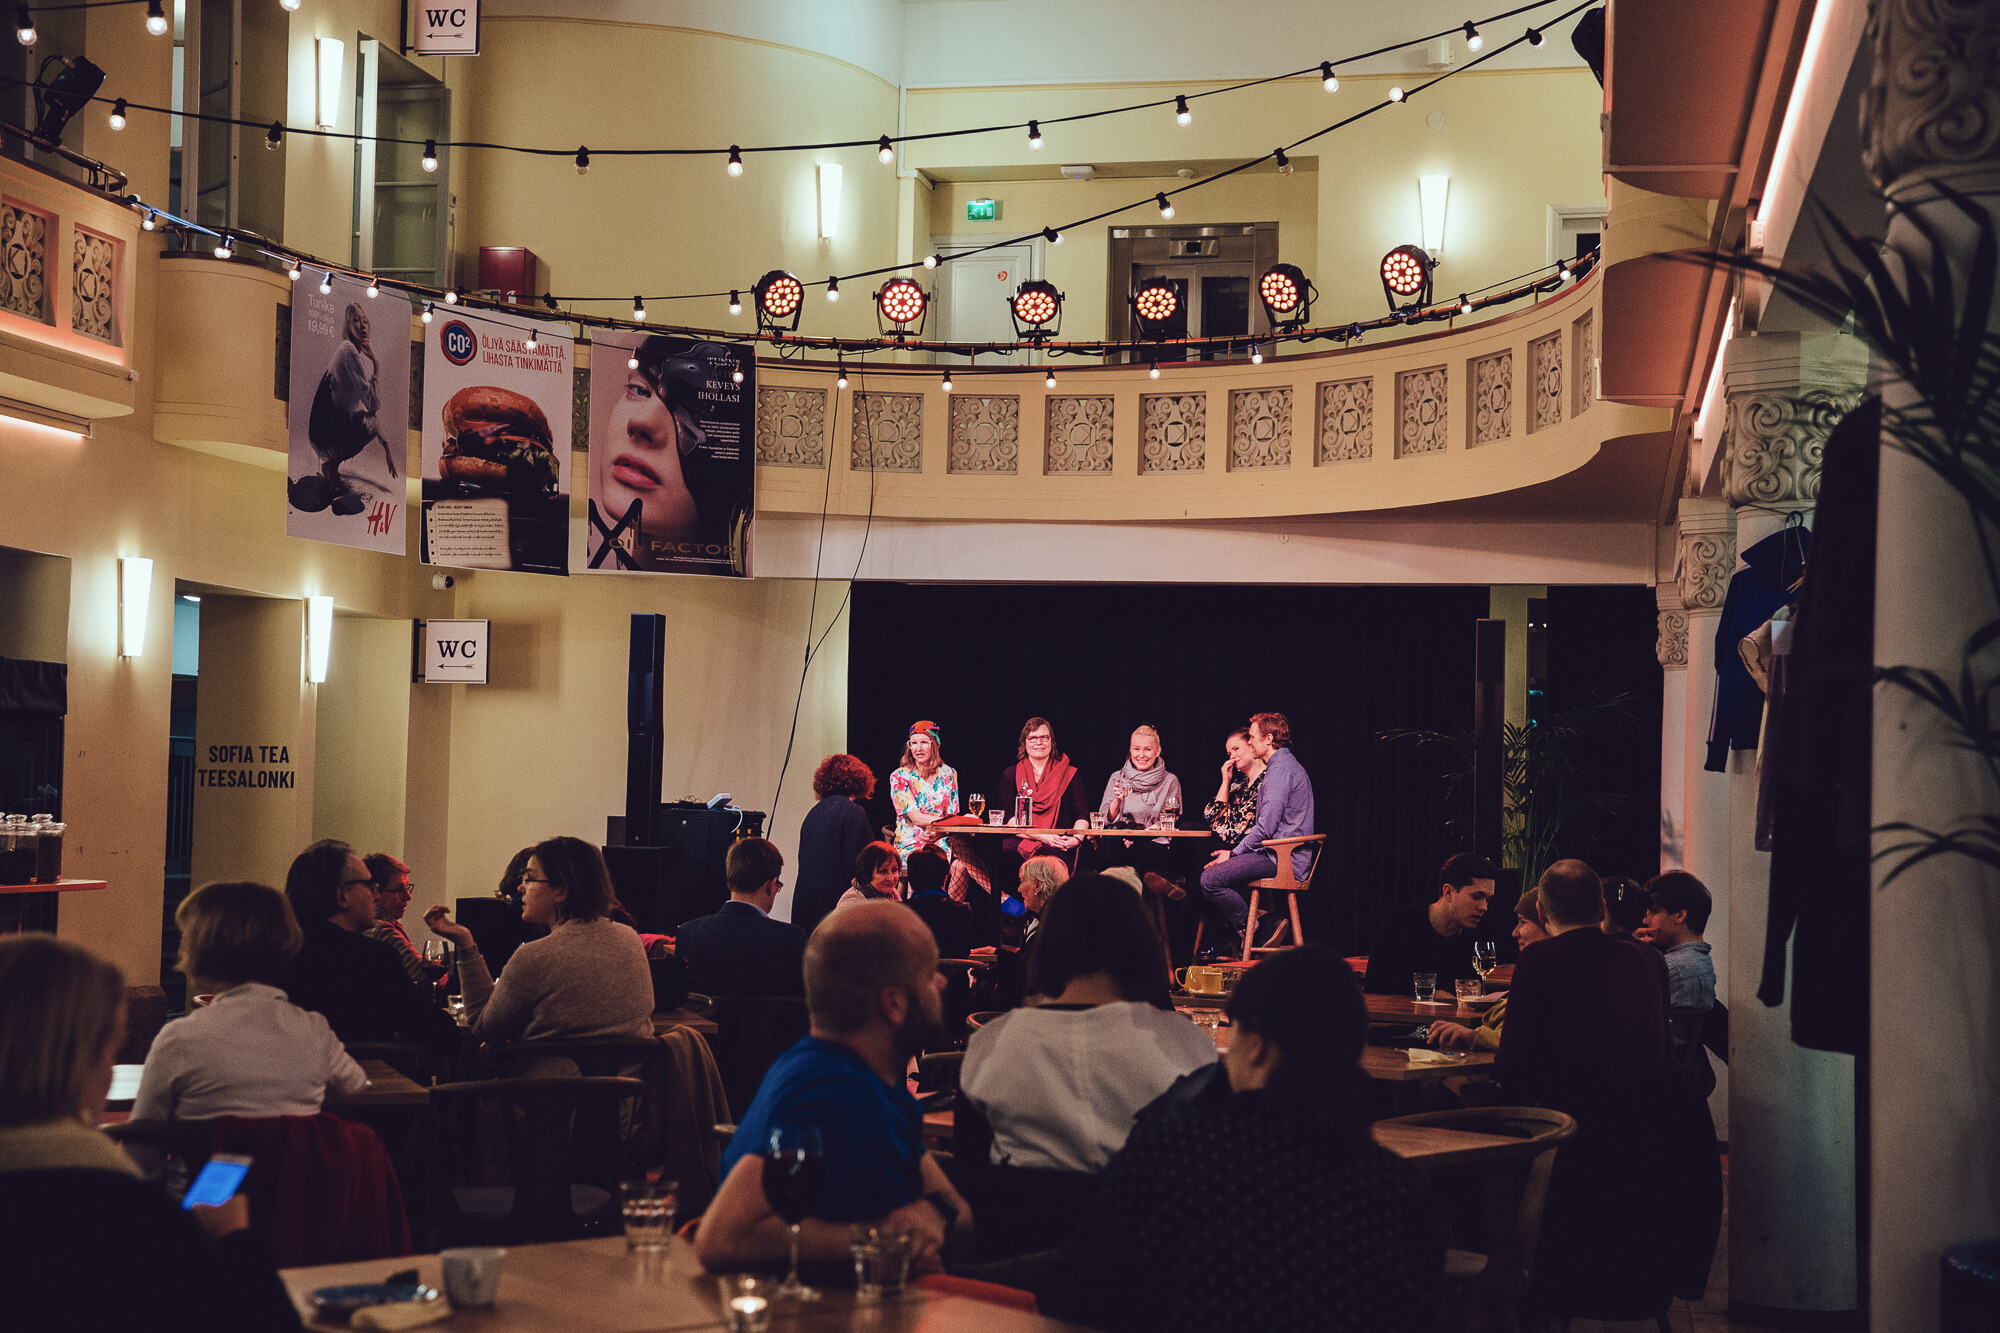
[584,332,755,578]
[285,277,411,553]
[420,308,572,575]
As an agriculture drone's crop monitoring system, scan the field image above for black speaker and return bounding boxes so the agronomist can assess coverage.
[605,803,765,929]
[626,614,666,847]
[601,843,683,935]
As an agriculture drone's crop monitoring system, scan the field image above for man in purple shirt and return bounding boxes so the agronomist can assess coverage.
[1198,712,1316,956]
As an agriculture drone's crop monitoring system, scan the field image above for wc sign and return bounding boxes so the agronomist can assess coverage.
[422,619,490,684]
[413,1,479,56]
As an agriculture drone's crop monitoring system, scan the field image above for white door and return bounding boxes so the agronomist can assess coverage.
[932,239,1038,365]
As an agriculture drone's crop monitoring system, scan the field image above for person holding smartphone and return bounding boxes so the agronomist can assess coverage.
[0,935,302,1331]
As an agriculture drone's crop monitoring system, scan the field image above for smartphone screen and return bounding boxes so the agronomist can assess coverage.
[181,1154,252,1210]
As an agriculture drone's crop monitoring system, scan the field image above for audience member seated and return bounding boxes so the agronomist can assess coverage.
[278,839,461,1058]
[793,754,878,938]
[1601,876,1649,939]
[1014,854,1069,947]
[425,836,654,1049]
[1640,871,1717,1069]
[1362,852,1496,995]
[903,847,974,960]
[837,841,905,912]
[0,935,302,1332]
[695,902,973,1277]
[946,840,1001,949]
[1424,886,1549,1053]
[363,853,445,987]
[1198,712,1316,958]
[1034,945,1441,1332]
[961,874,1214,1173]
[675,838,808,997]
[133,880,368,1121]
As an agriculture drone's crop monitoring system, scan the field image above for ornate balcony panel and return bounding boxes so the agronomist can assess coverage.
[1140,393,1205,474]
[1396,366,1449,457]
[1529,332,1563,433]
[1227,387,1290,471]
[1316,377,1373,464]
[948,394,1020,474]
[755,387,827,468]
[0,157,139,422]
[851,392,923,472]
[1470,350,1513,446]
[1045,396,1114,474]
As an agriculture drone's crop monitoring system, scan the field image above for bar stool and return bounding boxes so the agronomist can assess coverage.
[1189,834,1325,964]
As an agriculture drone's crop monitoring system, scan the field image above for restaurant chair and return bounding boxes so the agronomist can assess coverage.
[681,991,715,1018]
[429,1075,645,1246]
[917,1049,965,1097]
[1372,1106,1577,1333]
[649,953,691,1013]
[965,1011,1005,1030]
[488,1036,675,1169]
[706,994,810,1120]
[117,985,170,1063]
[105,1117,219,1180]
[1188,835,1326,964]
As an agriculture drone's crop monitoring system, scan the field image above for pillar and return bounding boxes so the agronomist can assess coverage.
[1656,580,1687,872]
[1716,331,1862,1321]
[1864,5,2000,1324]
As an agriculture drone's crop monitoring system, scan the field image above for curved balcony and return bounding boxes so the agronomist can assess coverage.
[153,253,293,466]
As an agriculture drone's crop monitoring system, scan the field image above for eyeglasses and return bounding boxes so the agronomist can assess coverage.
[521,875,554,886]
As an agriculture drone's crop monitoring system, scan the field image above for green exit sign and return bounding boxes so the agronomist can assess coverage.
[966,198,1000,221]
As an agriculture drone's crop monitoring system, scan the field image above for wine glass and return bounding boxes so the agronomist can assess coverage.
[1473,939,1498,981]
[762,1124,825,1301]
[967,793,986,819]
[1161,794,1181,830]
[423,939,447,967]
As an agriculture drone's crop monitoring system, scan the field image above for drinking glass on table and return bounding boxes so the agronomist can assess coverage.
[1473,939,1498,980]
[620,1178,678,1251]
[1413,972,1437,1003]
[1455,979,1483,1009]
[1089,811,1108,830]
[762,1124,826,1301]
[967,793,986,820]
[718,1275,772,1333]
[1161,795,1181,829]
[850,1225,914,1302]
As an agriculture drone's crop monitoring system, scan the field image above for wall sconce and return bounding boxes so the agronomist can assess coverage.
[306,595,333,683]
[315,38,344,130]
[1419,174,1450,258]
[119,557,152,657]
[817,163,842,240]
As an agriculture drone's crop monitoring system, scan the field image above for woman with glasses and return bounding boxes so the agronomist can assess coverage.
[999,717,1088,873]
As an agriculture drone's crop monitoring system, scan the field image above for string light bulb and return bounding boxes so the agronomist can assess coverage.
[877,135,894,164]
[1274,147,1292,176]
[422,139,438,172]
[923,254,939,269]
[574,146,589,174]
[444,287,460,304]
[728,290,742,316]
[146,1,167,35]
[726,145,743,177]
[287,259,301,281]
[836,361,848,389]
[318,271,333,294]
[1463,21,1482,51]
[1388,86,1405,103]
[108,99,127,130]
[825,275,840,303]
[1174,95,1191,127]
[1459,292,1473,314]
[1043,227,1063,246]
[141,209,155,230]
[1526,26,1545,47]
[15,7,35,46]
[213,231,233,259]
[1027,120,1043,150]
[421,302,434,323]
[632,296,646,323]
[941,368,953,392]
[1320,62,1338,92]
[627,352,639,369]
[1156,193,1175,220]
[1251,343,1263,364]
[266,121,282,149]
[525,329,539,351]
[1045,368,1056,388]
[366,275,380,298]
[280,0,299,9]
[1149,363,1161,379]
[732,367,744,384]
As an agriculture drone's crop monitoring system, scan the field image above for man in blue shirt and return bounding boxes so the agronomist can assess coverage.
[1640,872,1717,1056]
[695,900,972,1277]
[1198,713,1316,957]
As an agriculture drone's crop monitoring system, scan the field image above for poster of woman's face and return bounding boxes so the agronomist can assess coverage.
[284,276,410,554]
[585,332,755,578]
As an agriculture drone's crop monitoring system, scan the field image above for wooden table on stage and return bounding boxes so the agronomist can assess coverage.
[283,1235,1095,1332]
[935,824,1214,841]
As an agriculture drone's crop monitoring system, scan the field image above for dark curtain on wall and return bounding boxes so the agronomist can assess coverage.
[846,583,1491,954]
[1541,586,1664,882]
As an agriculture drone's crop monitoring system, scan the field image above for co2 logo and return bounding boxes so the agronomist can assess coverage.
[439,320,477,366]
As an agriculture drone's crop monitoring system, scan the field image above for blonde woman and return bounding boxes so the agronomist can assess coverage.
[889,720,959,863]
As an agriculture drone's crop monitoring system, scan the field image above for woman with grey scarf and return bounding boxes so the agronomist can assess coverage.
[1093,726,1189,899]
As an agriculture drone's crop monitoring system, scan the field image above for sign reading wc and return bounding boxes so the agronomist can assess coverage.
[414,2,479,56]
[422,619,491,684]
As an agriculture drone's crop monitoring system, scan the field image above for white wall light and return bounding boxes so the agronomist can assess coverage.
[315,38,344,130]
[817,163,843,241]
[118,557,153,657]
[1419,174,1450,258]
[306,595,333,683]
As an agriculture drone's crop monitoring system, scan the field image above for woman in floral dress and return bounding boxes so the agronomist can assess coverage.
[890,720,959,863]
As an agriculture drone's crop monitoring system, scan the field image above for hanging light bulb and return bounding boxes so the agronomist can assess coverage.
[627,352,639,370]
[632,296,646,323]
[287,259,301,281]
[1045,368,1056,388]
[1459,292,1473,314]
[141,209,155,230]
[420,302,434,323]
[877,135,894,165]
[146,1,168,35]
[108,99,127,130]
[280,0,300,10]
[923,254,939,269]
[1027,119,1043,150]
[941,367,953,392]
[318,271,333,294]
[421,139,438,172]
[266,121,282,149]
[15,7,36,46]
[826,275,840,303]
[1462,21,1483,51]
[1251,343,1263,364]
[444,286,459,304]
[1526,26,1545,47]
[574,146,589,175]
[1174,95,1191,127]
[1149,363,1161,379]
[1043,227,1063,246]
[366,275,380,298]
[212,231,233,259]
[728,290,742,316]
[1274,147,1292,176]
[1320,62,1338,92]
[731,366,744,384]
[525,329,539,351]
[1388,86,1405,103]
[726,145,743,177]
[836,361,848,389]
[1156,193,1175,220]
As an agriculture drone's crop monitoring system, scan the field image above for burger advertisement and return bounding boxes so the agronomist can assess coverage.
[419,309,572,575]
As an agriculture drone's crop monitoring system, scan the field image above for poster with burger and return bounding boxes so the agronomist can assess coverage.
[419,308,572,575]
[585,332,755,577]
[284,275,410,554]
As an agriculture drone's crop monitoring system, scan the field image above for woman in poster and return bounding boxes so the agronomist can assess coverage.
[588,337,751,574]
[296,303,396,515]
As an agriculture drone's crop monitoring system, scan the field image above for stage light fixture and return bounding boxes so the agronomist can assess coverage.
[633,296,646,322]
[544,293,559,311]
[365,275,380,298]
[575,146,589,174]
[1258,263,1314,332]
[1174,95,1191,127]
[1526,26,1545,47]
[15,7,34,46]
[421,302,434,323]
[108,99,126,130]
[32,54,104,144]
[1130,277,1184,341]
[726,145,743,176]
[1379,244,1433,311]
[422,140,439,172]
[825,275,840,303]
[875,277,929,340]
[1010,279,1064,341]
[753,269,805,333]
[146,1,168,35]
[1320,62,1338,92]
[1156,193,1175,220]
[265,121,282,149]
[213,231,233,259]
[728,290,742,316]
[1463,21,1482,51]
[877,135,894,164]
[1027,119,1043,150]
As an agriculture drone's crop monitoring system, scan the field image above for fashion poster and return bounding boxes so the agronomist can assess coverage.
[284,276,410,553]
[584,332,755,577]
[419,307,572,575]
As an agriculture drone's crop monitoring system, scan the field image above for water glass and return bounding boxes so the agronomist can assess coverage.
[620,1179,678,1251]
[987,809,1005,826]
[440,1247,506,1308]
[1089,811,1108,830]
[718,1276,772,1333]
[1413,972,1437,1003]
[849,1225,914,1302]
[1455,979,1483,1007]
[447,996,467,1024]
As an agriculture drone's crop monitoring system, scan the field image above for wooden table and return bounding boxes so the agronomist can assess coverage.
[334,1058,432,1108]
[282,1235,1093,1332]
[938,824,1213,839]
[1370,1119,1526,1169]
[1364,992,1503,1024]
[1172,1006,1494,1084]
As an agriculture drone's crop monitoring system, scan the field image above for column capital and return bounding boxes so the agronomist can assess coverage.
[1718,331,1866,512]
[1675,497,1736,613]
[1863,0,2000,198]
[1657,581,1689,669]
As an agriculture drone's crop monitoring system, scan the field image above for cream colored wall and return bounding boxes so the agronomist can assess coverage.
[447,18,902,335]
[311,615,415,858]
[0,549,71,660]
[926,171,1317,344]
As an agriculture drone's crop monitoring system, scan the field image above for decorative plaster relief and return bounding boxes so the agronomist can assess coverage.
[1675,529,1735,612]
[1316,377,1373,463]
[1471,350,1513,446]
[1529,332,1562,433]
[1045,396,1115,474]
[71,226,119,345]
[1657,609,1690,668]
[949,394,1021,474]
[1140,393,1205,473]
[1396,366,1449,457]
[756,387,827,467]
[852,392,923,472]
[0,198,52,324]
[1720,388,1854,509]
[1571,310,1595,417]
[1228,387,1291,470]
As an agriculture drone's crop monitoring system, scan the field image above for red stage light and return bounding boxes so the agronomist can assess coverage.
[755,270,804,319]
[1381,247,1429,298]
[1012,284,1058,327]
[877,278,927,327]
[1133,282,1179,322]
[1260,268,1301,315]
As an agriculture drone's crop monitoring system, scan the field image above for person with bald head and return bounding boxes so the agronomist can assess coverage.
[695,901,973,1277]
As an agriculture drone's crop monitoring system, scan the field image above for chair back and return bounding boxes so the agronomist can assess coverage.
[707,994,811,1119]
[487,1036,674,1169]
[429,1075,645,1246]
[1249,834,1326,893]
[105,1117,221,1180]
[917,1050,965,1096]
[965,1010,1005,1030]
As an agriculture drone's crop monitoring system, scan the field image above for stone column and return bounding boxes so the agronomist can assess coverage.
[1863,4,2000,1325]
[1656,580,1688,873]
[1716,331,1861,1321]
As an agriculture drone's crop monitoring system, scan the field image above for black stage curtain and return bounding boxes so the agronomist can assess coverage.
[1542,586,1664,884]
[847,583,1491,955]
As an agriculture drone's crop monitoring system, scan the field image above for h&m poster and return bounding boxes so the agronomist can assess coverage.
[420,307,572,575]
[285,276,411,553]
[585,332,755,577]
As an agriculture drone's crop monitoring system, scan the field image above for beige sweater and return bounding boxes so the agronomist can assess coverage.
[457,916,654,1046]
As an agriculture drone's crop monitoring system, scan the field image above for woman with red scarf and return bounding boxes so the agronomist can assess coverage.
[999,717,1089,876]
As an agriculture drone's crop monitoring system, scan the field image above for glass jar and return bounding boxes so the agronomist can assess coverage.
[32,820,65,884]
[0,816,34,886]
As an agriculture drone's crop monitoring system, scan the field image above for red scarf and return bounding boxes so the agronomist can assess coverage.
[1010,755,1075,827]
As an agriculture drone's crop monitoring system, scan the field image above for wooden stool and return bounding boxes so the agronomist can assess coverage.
[1238,835,1324,963]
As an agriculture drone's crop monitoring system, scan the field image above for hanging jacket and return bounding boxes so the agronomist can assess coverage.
[1704,525,1809,772]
